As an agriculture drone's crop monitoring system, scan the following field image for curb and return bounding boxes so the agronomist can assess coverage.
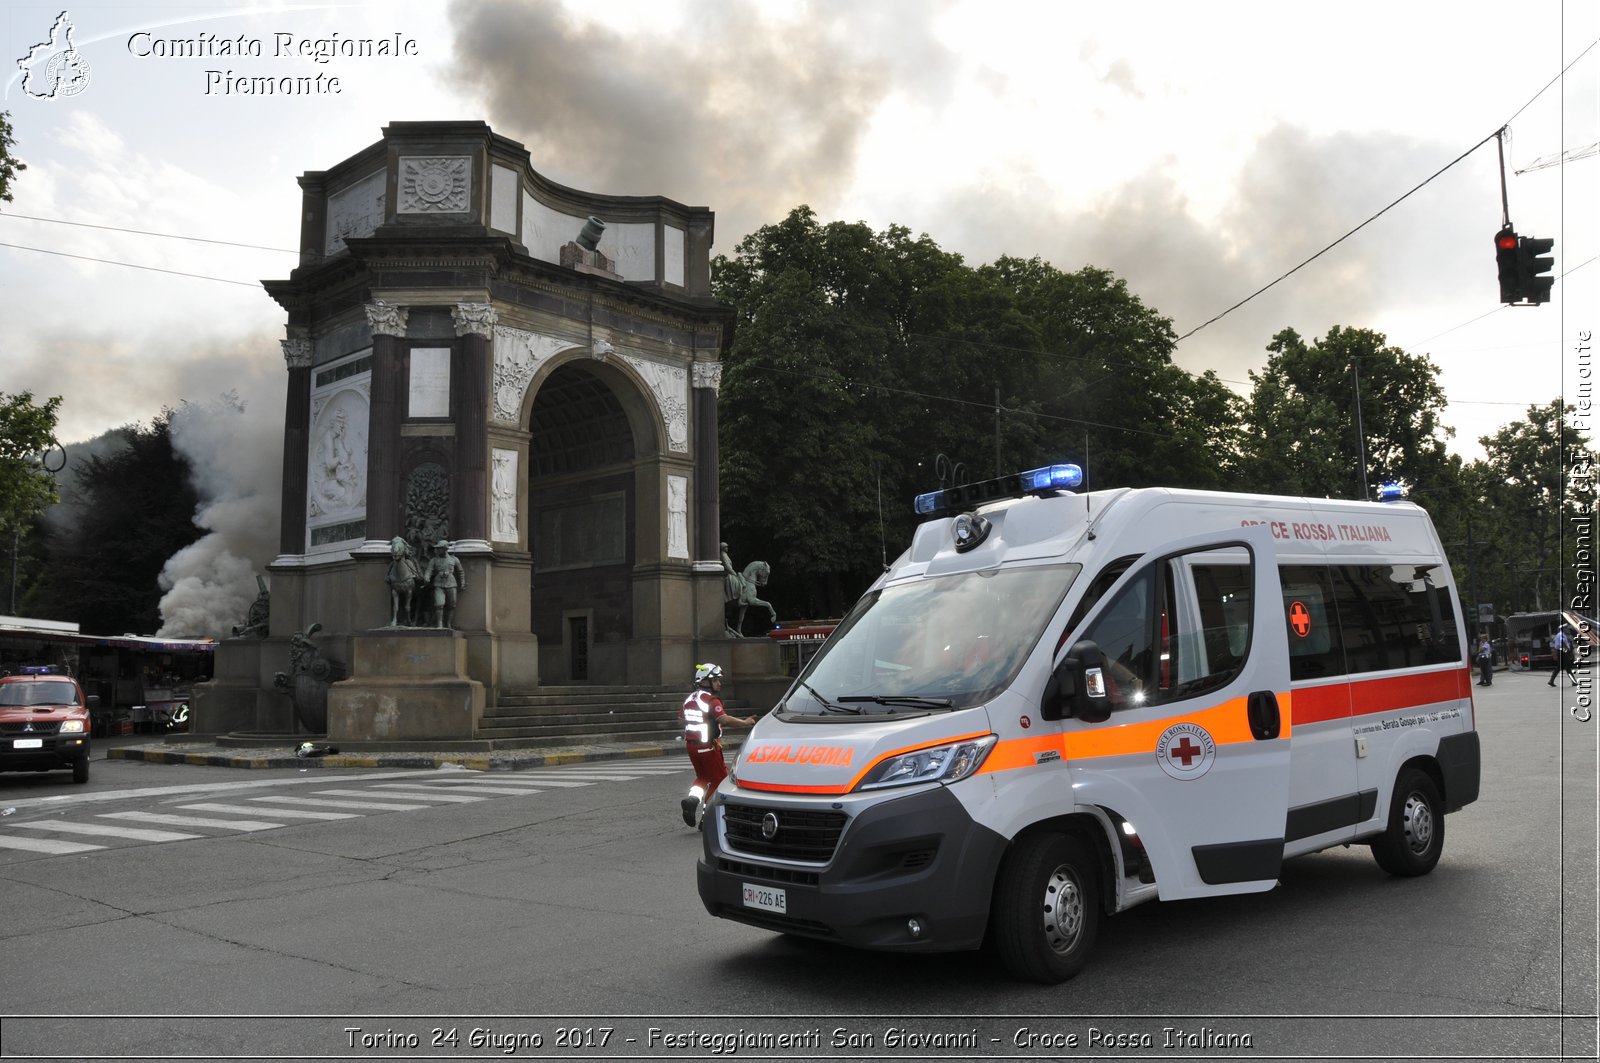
[106,738,745,772]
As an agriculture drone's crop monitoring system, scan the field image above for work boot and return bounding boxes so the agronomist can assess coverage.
[681,795,700,827]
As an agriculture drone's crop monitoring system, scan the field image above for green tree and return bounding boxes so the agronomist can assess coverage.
[1239,326,1452,498]
[1466,402,1593,614]
[713,207,1244,618]
[28,411,201,633]
[0,391,62,534]
[0,110,25,204]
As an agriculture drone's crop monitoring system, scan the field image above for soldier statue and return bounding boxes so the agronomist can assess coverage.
[421,539,467,629]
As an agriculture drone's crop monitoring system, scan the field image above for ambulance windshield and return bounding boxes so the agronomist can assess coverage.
[785,563,1080,714]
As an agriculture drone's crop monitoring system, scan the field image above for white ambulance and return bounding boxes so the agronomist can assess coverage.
[696,466,1481,983]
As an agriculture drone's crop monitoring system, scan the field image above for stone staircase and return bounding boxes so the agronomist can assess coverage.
[476,684,759,749]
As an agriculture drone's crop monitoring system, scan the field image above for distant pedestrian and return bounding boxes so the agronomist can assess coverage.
[1549,627,1577,686]
[679,663,756,828]
[1476,633,1494,686]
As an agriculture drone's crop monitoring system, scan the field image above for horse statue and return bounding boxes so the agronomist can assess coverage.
[385,536,425,626]
[723,548,776,638]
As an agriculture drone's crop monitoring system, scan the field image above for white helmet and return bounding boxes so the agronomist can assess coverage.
[694,662,723,684]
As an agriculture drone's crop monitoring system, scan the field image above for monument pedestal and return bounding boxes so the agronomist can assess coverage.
[326,629,485,745]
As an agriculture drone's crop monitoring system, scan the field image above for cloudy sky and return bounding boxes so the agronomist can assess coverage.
[0,0,1592,499]
[3,0,1595,452]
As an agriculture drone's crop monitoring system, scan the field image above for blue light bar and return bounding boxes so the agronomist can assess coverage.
[1018,464,1084,492]
[913,462,1086,517]
[1376,480,1405,502]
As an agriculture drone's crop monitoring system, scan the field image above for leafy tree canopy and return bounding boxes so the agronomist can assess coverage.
[1240,326,1451,498]
[0,110,24,204]
[0,391,63,533]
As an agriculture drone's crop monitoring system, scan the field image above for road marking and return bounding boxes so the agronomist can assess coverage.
[97,811,284,832]
[365,785,500,799]
[441,777,592,788]
[0,834,105,854]
[0,768,485,812]
[7,821,200,842]
[369,783,542,796]
[252,795,432,811]
[178,802,362,820]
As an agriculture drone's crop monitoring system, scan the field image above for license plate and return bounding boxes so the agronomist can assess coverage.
[741,882,786,914]
[12,738,43,749]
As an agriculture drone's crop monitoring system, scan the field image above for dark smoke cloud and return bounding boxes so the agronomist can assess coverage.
[445,0,959,247]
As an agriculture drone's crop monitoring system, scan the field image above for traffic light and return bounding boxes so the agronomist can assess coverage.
[1518,235,1555,304]
[1495,228,1521,303]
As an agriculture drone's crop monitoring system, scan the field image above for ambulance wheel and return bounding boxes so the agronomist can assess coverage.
[1371,767,1443,876]
[991,832,1099,983]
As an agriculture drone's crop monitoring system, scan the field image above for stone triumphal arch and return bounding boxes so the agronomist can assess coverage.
[193,121,779,746]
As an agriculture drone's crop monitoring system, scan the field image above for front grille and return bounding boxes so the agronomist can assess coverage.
[723,803,846,863]
[0,721,61,735]
[717,857,821,887]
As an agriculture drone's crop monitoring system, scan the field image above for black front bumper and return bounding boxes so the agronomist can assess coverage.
[697,783,1008,953]
[0,734,89,772]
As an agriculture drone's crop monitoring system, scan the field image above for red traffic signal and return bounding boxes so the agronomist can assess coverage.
[1495,228,1521,303]
[1495,227,1556,305]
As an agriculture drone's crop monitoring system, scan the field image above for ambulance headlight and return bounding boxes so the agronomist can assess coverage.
[856,735,998,791]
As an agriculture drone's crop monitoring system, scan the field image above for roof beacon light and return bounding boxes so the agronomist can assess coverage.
[1019,464,1084,493]
[1376,480,1405,502]
[912,462,1086,518]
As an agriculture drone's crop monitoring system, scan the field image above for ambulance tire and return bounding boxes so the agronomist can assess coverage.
[991,832,1100,984]
[1371,767,1443,877]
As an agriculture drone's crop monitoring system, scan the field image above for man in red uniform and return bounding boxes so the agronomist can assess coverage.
[680,663,756,827]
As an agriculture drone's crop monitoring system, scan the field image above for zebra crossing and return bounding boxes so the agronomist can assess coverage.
[0,762,690,858]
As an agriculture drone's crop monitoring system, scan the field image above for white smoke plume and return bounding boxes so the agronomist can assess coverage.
[156,387,283,638]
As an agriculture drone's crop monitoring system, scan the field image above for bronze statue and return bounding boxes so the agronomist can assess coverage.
[421,539,466,629]
[384,536,424,626]
[722,546,776,637]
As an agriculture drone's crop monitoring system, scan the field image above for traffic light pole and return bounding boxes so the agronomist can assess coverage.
[1496,128,1511,229]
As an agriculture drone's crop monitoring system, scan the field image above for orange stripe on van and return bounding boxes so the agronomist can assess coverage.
[980,694,1275,774]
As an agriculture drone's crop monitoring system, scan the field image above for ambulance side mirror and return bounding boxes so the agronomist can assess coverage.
[1041,640,1112,723]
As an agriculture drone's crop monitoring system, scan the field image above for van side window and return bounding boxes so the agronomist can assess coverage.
[1330,564,1463,672]
[1281,565,1343,680]
[1075,546,1255,710]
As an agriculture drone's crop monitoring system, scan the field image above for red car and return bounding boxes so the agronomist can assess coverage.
[0,673,94,784]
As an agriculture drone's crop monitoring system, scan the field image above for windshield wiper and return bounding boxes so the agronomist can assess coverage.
[797,680,860,714]
[836,694,954,709]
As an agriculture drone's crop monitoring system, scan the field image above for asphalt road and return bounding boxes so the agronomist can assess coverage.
[0,669,1593,1062]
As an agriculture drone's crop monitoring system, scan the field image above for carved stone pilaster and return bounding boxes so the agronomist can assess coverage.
[452,302,498,338]
[691,361,723,393]
[365,300,409,338]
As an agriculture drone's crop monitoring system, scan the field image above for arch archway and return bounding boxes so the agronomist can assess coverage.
[525,359,666,682]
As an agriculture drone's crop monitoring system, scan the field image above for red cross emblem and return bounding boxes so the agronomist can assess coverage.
[1168,736,1204,767]
[1289,600,1312,638]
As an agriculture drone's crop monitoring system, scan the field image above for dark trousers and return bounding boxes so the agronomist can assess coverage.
[1478,658,1493,685]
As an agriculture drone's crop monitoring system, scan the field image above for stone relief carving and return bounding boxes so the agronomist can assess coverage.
[398,156,471,214]
[622,355,689,452]
[667,475,689,560]
[492,327,570,426]
[404,463,451,550]
[691,361,723,392]
[491,448,518,543]
[307,388,369,519]
[452,302,498,338]
[365,300,409,338]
